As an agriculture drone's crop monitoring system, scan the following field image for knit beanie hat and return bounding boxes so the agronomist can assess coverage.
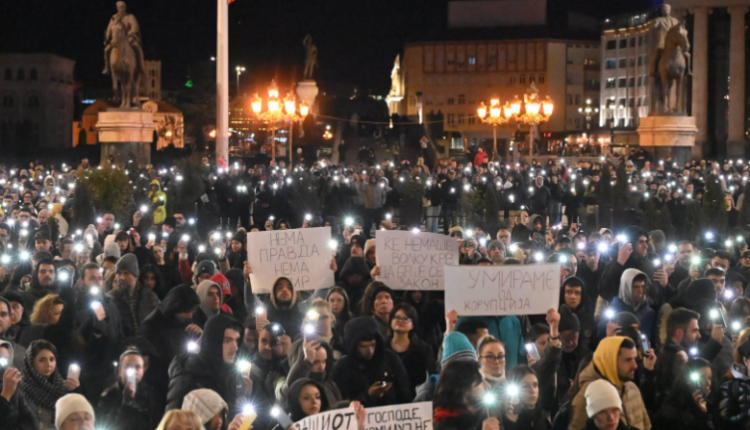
[182,388,228,424]
[105,241,121,259]
[585,379,622,418]
[364,239,376,257]
[559,304,580,333]
[441,332,477,366]
[195,260,217,278]
[55,394,95,429]
[488,240,505,254]
[448,226,464,236]
[115,253,139,278]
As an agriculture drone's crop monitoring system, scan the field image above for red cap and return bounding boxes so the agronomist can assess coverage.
[211,272,232,297]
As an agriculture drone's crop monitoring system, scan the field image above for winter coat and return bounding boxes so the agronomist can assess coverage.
[282,341,343,407]
[501,406,552,430]
[330,317,411,407]
[97,379,162,430]
[652,385,715,430]
[147,179,167,224]
[718,364,750,430]
[107,283,160,337]
[385,336,437,397]
[166,314,245,416]
[596,269,656,343]
[598,254,657,303]
[569,361,650,430]
[138,286,200,401]
[529,183,552,215]
[0,341,38,430]
[265,276,307,339]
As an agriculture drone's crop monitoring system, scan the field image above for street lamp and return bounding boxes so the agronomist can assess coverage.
[251,80,310,163]
[235,66,246,95]
[577,98,599,130]
[323,125,333,140]
[509,90,554,161]
[477,98,513,160]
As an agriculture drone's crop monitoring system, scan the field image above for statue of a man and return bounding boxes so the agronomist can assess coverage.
[303,35,318,80]
[648,4,680,110]
[103,1,145,75]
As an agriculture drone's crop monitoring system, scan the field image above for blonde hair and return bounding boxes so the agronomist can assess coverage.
[478,335,505,355]
[155,410,203,430]
[30,294,63,324]
[734,328,750,365]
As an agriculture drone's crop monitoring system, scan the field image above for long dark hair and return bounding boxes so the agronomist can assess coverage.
[388,303,419,338]
[663,358,711,412]
[434,360,483,411]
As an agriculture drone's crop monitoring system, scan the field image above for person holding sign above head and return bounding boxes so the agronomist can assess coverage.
[263,276,306,340]
[331,316,410,407]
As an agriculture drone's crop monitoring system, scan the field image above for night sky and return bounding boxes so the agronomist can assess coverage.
[0,0,657,95]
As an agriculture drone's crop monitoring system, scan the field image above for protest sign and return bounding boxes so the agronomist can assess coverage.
[375,230,458,290]
[293,407,357,430]
[364,402,433,430]
[444,264,560,315]
[248,227,334,294]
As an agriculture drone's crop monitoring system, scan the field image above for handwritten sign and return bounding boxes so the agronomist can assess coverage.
[248,227,334,294]
[376,230,459,290]
[444,264,560,316]
[293,407,357,430]
[365,402,433,430]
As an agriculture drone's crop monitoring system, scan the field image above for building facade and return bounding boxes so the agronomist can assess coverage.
[599,11,655,130]
[0,53,75,150]
[397,39,600,150]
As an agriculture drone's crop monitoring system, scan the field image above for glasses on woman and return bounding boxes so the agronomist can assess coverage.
[393,316,412,323]
[480,354,506,362]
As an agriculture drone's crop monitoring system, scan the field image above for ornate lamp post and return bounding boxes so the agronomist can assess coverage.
[577,98,599,130]
[509,91,554,161]
[251,80,309,163]
[477,98,513,160]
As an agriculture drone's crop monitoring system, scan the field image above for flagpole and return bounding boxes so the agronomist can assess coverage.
[216,0,229,165]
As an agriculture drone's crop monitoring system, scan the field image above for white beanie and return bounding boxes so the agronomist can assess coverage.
[55,394,95,429]
[182,389,228,424]
[585,379,622,418]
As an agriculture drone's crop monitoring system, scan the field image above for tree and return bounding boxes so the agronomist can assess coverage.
[76,166,133,223]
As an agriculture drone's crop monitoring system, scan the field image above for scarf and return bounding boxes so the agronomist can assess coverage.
[20,347,67,412]
[433,407,466,423]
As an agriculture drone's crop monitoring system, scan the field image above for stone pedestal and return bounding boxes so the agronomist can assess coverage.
[296,80,319,114]
[637,115,698,165]
[97,108,154,166]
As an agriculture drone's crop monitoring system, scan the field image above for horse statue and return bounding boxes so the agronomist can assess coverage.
[108,20,141,108]
[657,23,691,114]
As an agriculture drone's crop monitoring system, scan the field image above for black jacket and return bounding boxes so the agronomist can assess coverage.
[385,336,437,397]
[330,316,411,407]
[0,383,38,430]
[138,286,200,401]
[166,314,245,415]
[433,410,484,430]
[97,379,162,430]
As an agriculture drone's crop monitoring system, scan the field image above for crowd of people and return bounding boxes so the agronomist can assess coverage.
[1,148,750,430]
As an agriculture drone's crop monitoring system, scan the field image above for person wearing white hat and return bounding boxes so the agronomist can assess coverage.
[55,393,95,430]
[585,379,632,430]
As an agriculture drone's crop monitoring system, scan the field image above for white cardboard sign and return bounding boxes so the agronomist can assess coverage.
[444,264,561,315]
[364,402,433,430]
[247,227,334,293]
[293,407,358,430]
[376,230,459,290]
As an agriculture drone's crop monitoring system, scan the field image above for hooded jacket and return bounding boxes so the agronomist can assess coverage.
[598,228,657,303]
[266,276,306,339]
[656,278,716,345]
[569,337,651,430]
[147,179,167,224]
[598,269,656,343]
[193,280,223,329]
[286,378,332,422]
[166,314,245,415]
[559,277,596,349]
[0,340,39,430]
[330,316,411,407]
[336,257,372,310]
[138,286,200,400]
[283,341,343,407]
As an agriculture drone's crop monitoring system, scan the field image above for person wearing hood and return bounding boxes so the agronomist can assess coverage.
[598,269,656,344]
[251,322,291,411]
[327,287,353,340]
[265,276,306,339]
[97,347,161,430]
[331,316,410,407]
[568,336,650,430]
[214,270,247,322]
[556,304,591,413]
[147,179,167,225]
[598,226,663,304]
[193,280,224,329]
[719,338,750,429]
[108,254,160,337]
[225,231,247,269]
[358,282,394,338]
[285,378,366,429]
[0,340,38,430]
[138,285,200,402]
[16,257,58,310]
[577,242,605,311]
[336,256,371,311]
[652,357,714,430]
[166,314,250,417]
[560,277,596,349]
[282,340,343,408]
